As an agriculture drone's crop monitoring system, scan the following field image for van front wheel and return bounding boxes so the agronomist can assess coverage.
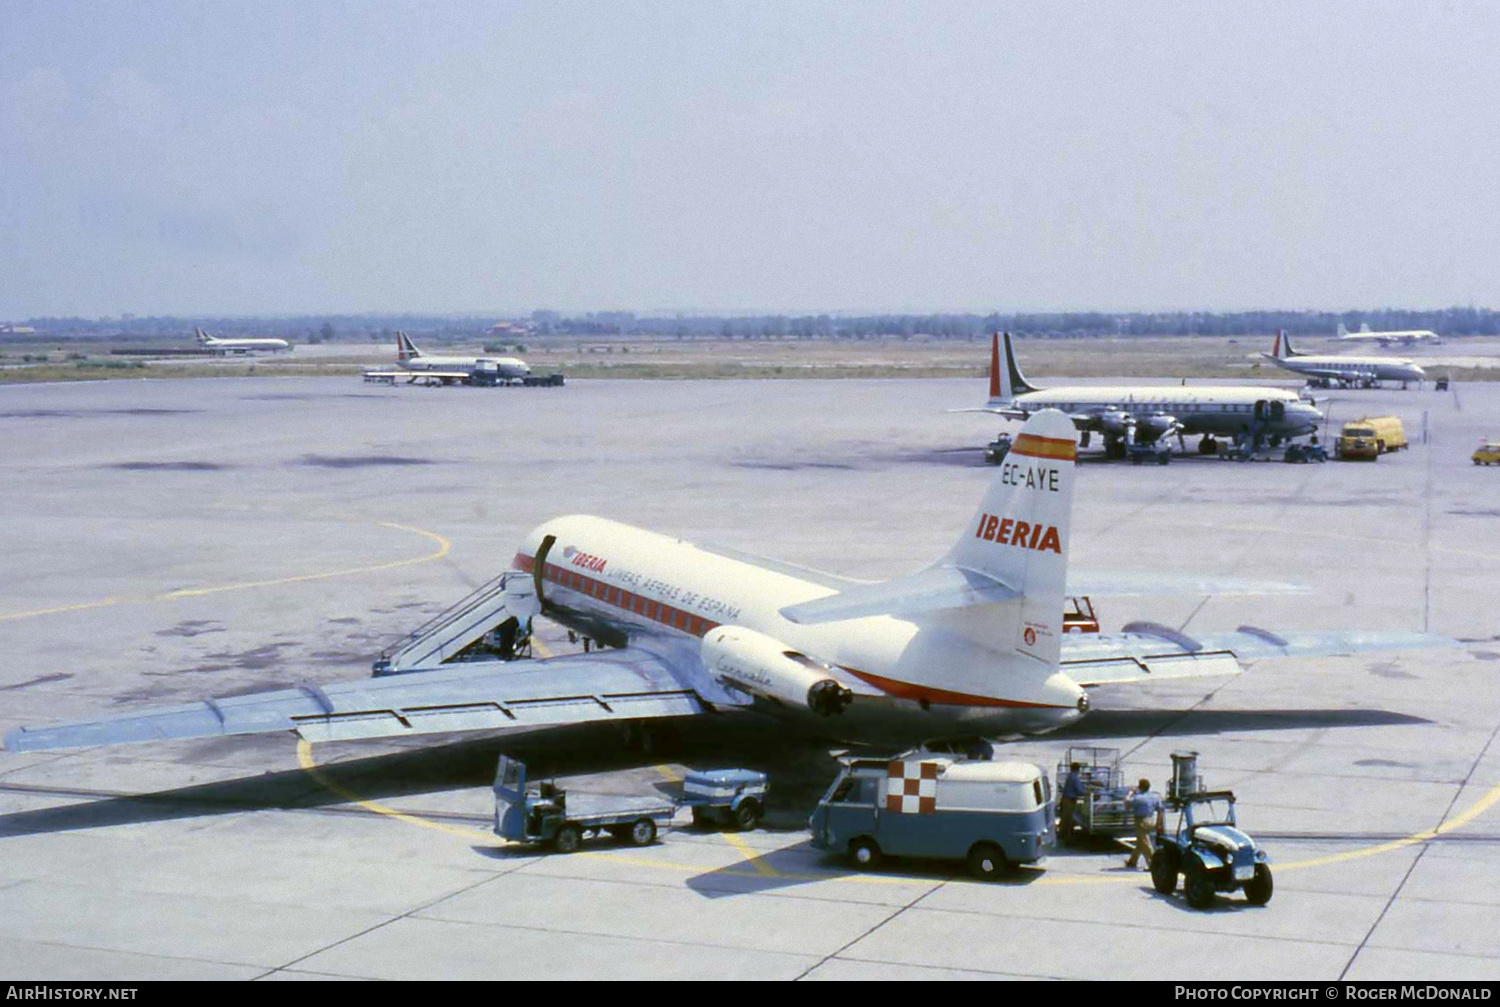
[967,842,1009,880]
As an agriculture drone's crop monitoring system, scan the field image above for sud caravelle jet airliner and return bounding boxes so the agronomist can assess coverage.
[3,410,1444,756]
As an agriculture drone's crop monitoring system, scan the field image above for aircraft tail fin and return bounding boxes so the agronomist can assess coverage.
[988,332,1037,403]
[780,410,1076,663]
[1337,323,1349,338]
[195,328,212,345]
[1360,323,1372,333]
[944,408,1076,661]
[396,331,421,361]
[1272,330,1302,359]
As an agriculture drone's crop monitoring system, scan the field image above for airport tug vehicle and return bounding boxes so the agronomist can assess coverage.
[1148,753,1272,909]
[1473,440,1500,466]
[809,756,1054,880]
[494,755,675,852]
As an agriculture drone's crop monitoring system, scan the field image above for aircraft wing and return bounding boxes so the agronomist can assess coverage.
[2,646,729,752]
[1065,570,1308,598]
[1061,622,1454,688]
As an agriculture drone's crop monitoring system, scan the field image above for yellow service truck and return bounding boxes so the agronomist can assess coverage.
[1336,416,1407,460]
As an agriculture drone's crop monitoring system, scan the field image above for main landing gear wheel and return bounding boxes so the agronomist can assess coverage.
[848,837,882,871]
[967,842,1009,881]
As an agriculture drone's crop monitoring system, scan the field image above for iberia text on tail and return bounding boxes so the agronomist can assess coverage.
[947,409,1077,665]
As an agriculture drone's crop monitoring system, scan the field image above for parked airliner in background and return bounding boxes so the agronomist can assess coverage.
[1265,331,1426,389]
[365,332,532,385]
[1338,323,1441,347]
[194,328,291,354]
[967,333,1321,457]
[3,410,1444,758]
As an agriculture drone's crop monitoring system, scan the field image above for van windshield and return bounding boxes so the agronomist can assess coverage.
[829,775,878,805]
[1346,428,1374,437]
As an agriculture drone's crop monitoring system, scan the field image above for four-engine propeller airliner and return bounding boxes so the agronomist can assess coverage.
[967,333,1322,457]
[194,327,291,354]
[364,332,532,386]
[3,410,1443,756]
[1338,323,1441,347]
[1264,331,1427,389]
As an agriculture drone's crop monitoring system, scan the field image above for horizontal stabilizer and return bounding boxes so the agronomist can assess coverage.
[779,565,1019,625]
[1065,570,1309,598]
[1061,625,1455,688]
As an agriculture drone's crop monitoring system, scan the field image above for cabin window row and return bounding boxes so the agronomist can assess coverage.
[543,565,718,637]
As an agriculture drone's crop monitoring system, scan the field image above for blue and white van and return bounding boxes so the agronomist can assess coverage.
[809,758,1054,879]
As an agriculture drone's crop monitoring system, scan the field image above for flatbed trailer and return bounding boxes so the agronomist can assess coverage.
[494,755,674,852]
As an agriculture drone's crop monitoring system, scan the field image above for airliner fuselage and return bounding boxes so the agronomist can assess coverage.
[512,514,1087,742]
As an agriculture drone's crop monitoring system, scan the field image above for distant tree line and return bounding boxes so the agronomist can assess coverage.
[14,307,1500,342]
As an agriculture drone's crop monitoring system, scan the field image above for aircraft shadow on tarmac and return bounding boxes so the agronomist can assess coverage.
[0,708,1428,840]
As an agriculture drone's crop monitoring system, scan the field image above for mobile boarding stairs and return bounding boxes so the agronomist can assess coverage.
[372,571,536,676]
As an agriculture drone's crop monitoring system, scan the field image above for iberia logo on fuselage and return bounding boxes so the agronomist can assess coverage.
[569,550,607,573]
[974,513,1062,554]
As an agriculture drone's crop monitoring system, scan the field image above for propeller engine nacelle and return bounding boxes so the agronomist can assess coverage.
[1138,414,1181,441]
[701,626,853,717]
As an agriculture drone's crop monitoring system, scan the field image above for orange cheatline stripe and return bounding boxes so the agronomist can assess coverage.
[1011,433,1077,461]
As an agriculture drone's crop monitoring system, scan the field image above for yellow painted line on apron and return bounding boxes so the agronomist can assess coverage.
[296,738,495,844]
[1276,778,1500,872]
[0,521,452,622]
[723,831,779,877]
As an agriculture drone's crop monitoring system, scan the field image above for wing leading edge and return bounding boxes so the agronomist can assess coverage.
[3,646,714,753]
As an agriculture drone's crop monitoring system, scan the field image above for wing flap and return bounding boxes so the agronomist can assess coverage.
[3,647,709,752]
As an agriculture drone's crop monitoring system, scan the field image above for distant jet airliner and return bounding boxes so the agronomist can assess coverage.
[968,332,1322,457]
[195,328,291,354]
[1338,323,1441,347]
[3,410,1444,757]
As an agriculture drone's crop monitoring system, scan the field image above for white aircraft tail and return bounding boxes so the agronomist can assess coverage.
[1360,323,1372,333]
[195,328,215,346]
[396,331,421,362]
[1337,323,1349,338]
[987,332,1037,404]
[780,410,1077,665]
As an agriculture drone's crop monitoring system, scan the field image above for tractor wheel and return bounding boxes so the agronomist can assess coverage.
[552,824,583,854]
[730,800,762,831]
[1150,847,1180,895]
[628,818,657,847]
[1184,860,1216,909]
[1244,864,1274,906]
[848,837,882,871]
[967,842,1009,881]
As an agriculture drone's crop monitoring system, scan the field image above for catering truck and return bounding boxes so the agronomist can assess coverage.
[809,757,1054,879]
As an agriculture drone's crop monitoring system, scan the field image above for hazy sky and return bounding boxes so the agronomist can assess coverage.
[3,1,1497,317]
